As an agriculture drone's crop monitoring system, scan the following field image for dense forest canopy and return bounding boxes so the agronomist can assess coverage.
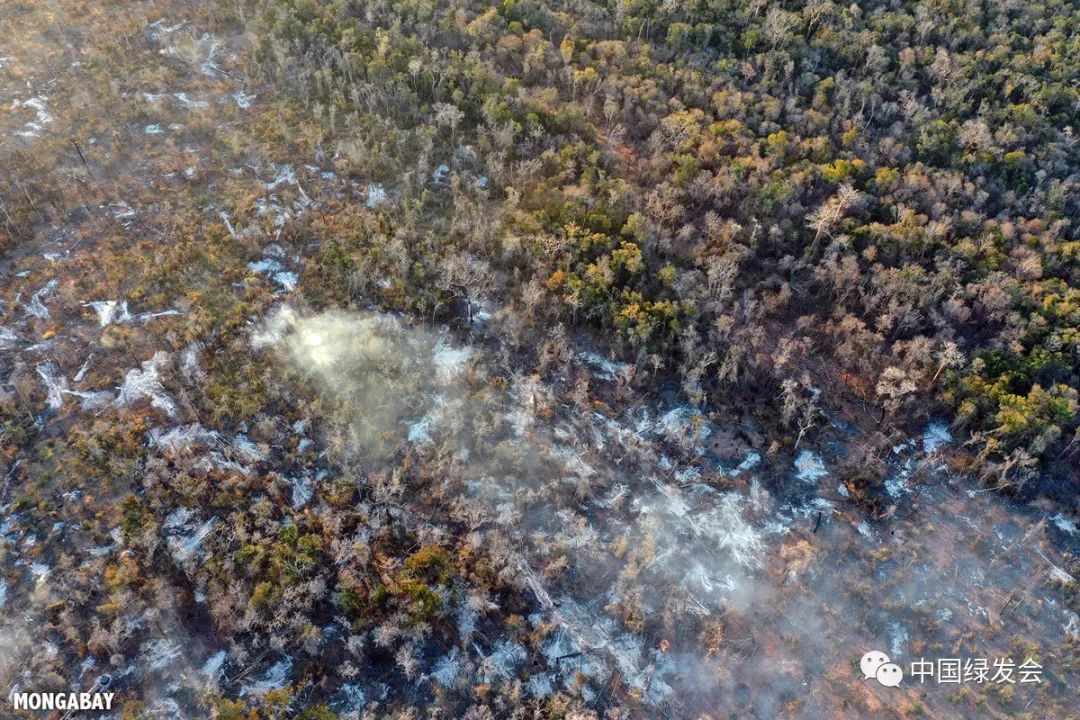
[252,0,1079,485]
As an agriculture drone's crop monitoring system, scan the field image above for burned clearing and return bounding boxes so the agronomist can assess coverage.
[0,1,1078,719]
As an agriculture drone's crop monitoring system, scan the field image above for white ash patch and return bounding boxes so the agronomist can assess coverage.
[471,299,494,322]
[543,597,674,704]
[248,253,299,293]
[109,201,137,219]
[86,532,119,557]
[736,450,761,472]
[173,92,207,109]
[793,449,827,483]
[273,270,298,291]
[365,183,388,208]
[331,684,366,714]
[431,648,460,687]
[233,90,254,108]
[455,593,486,642]
[150,424,220,454]
[888,621,909,656]
[432,340,473,379]
[265,165,299,191]
[479,640,527,682]
[150,425,267,475]
[135,697,182,720]
[680,562,738,596]
[674,465,701,484]
[541,623,584,668]
[597,483,629,510]
[655,406,712,446]
[141,638,183,672]
[551,444,595,481]
[231,435,267,463]
[1046,561,1075,586]
[87,300,133,327]
[77,656,97,680]
[885,457,917,498]
[247,258,281,273]
[89,300,180,327]
[148,19,185,41]
[243,657,293,696]
[11,96,54,137]
[1051,513,1077,535]
[506,376,541,437]
[199,650,227,683]
[407,414,433,444]
[794,497,835,516]
[160,32,223,76]
[525,672,555,697]
[698,493,766,569]
[65,389,114,411]
[35,363,68,410]
[1064,611,1080,639]
[25,279,56,319]
[144,124,163,134]
[163,509,218,564]
[162,507,193,530]
[117,351,176,416]
[579,350,627,380]
[290,473,313,508]
[180,343,205,381]
[892,439,915,454]
[0,327,20,349]
[922,420,952,454]
[0,513,20,544]
[220,210,237,237]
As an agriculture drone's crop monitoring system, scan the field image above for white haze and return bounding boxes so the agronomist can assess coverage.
[251,308,1078,716]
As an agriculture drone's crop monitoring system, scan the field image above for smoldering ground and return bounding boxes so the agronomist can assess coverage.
[255,307,1079,717]
[254,306,479,462]
[0,299,1074,718]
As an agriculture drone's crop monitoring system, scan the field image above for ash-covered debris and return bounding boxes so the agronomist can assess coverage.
[117,351,176,416]
[35,363,68,410]
[148,423,269,475]
[162,507,219,564]
[86,300,182,327]
[24,279,56,319]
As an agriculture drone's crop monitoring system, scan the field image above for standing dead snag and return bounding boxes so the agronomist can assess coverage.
[71,139,93,176]
[806,183,861,256]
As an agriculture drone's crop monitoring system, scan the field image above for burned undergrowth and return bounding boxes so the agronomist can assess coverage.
[0,0,1077,719]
